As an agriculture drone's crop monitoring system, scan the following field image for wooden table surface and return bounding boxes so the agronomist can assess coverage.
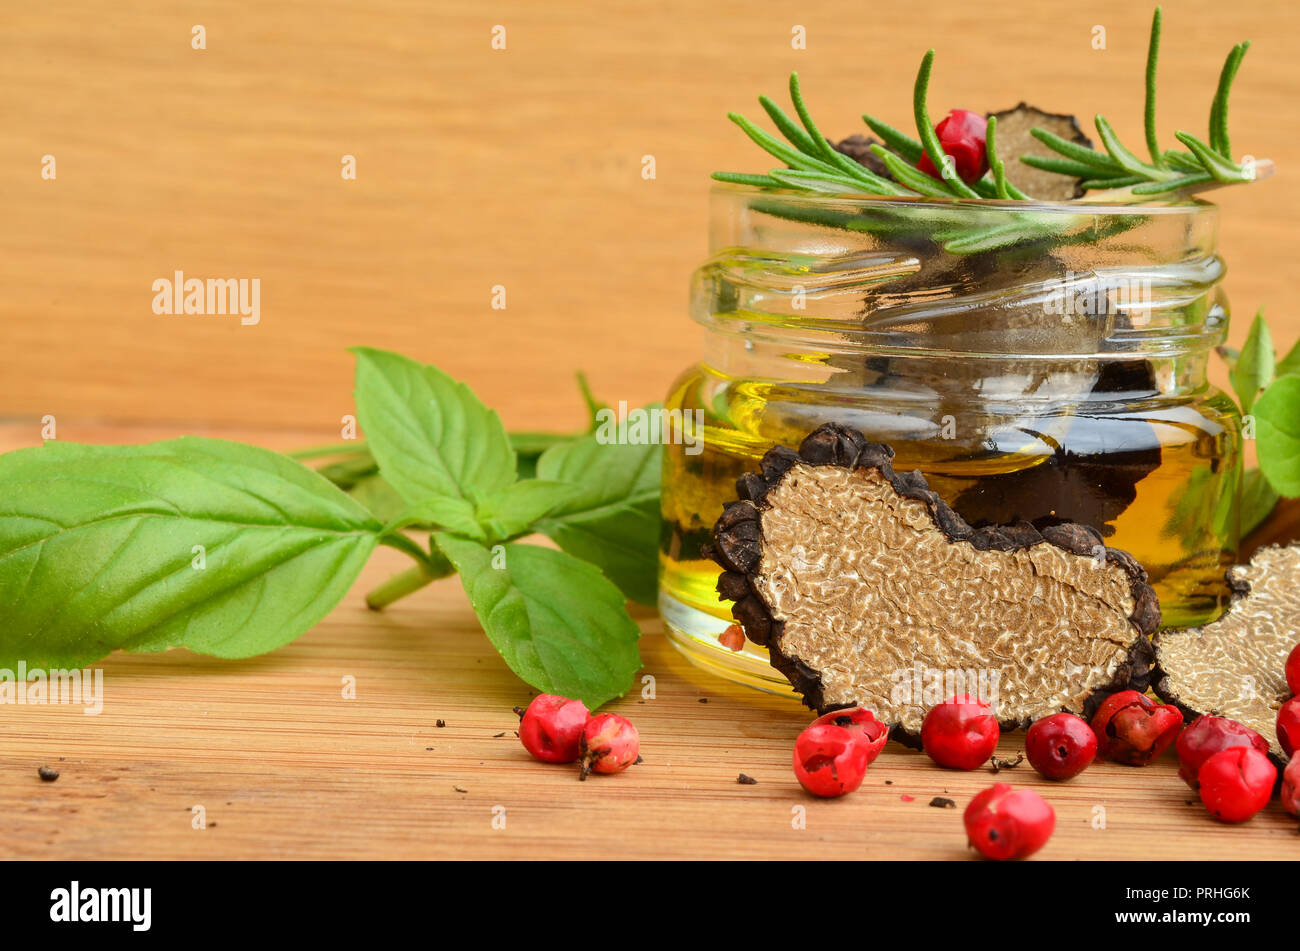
[0,423,1295,861]
[2,2,1299,859]
[2,0,1299,430]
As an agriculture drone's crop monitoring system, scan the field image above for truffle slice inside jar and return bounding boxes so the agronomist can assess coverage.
[1154,544,1300,759]
[713,424,1160,740]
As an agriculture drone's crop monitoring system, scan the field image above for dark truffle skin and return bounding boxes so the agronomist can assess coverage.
[987,103,1094,200]
[710,423,1161,743]
[833,134,891,178]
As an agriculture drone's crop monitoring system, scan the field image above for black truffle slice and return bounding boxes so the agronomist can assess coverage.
[1153,544,1300,759]
[833,134,891,179]
[951,361,1163,537]
[987,103,1093,201]
[711,423,1161,742]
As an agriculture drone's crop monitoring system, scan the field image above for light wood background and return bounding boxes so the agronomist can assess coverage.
[1,2,1298,859]
[1,0,1298,434]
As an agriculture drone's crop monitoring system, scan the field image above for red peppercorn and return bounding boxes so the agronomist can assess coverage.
[578,713,640,779]
[1175,715,1270,788]
[792,723,872,798]
[1089,690,1183,766]
[921,694,1000,770]
[1281,757,1300,817]
[1025,713,1097,780]
[517,694,590,764]
[915,109,989,184]
[1277,697,1300,758]
[718,624,746,652]
[1286,643,1300,696]
[810,707,889,767]
[1197,747,1276,823]
[963,783,1055,861]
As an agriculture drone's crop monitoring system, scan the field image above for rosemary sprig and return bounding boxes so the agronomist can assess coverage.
[711,53,1063,253]
[1021,6,1267,197]
[713,51,986,201]
[911,51,981,199]
[713,5,1268,208]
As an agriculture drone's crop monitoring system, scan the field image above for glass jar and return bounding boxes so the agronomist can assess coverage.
[660,185,1241,693]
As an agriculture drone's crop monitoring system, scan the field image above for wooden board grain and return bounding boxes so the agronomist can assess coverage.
[1,1,1299,860]
[1,0,1298,431]
[0,421,1296,861]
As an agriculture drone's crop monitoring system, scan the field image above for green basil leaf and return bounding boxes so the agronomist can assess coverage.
[351,347,516,506]
[475,480,578,542]
[0,438,381,668]
[388,495,484,540]
[435,534,641,708]
[534,434,662,607]
[1240,468,1280,537]
[1254,375,1300,496]
[1230,310,1275,413]
[347,472,408,522]
[1277,338,1300,379]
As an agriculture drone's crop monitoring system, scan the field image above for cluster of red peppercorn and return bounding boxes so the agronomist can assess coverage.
[791,707,890,796]
[787,651,1300,859]
[789,696,1057,859]
[1163,642,1300,823]
[516,694,640,781]
[1081,687,1282,824]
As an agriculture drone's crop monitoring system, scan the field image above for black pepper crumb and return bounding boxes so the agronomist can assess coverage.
[698,698,708,704]
[929,796,956,809]
[884,780,894,785]
[37,766,59,782]
[635,755,644,765]
[990,753,1025,773]
[436,720,446,728]
[425,747,434,751]
[493,732,508,738]
[737,773,758,785]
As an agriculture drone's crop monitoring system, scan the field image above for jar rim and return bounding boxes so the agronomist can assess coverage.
[710,181,1216,217]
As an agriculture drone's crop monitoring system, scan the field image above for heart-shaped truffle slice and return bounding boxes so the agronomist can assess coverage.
[1154,544,1300,759]
[711,423,1161,742]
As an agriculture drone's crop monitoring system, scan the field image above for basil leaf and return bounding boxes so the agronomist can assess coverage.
[1240,467,1280,537]
[348,472,408,522]
[389,495,484,540]
[534,434,662,607]
[1230,310,1275,413]
[1277,338,1300,379]
[1254,375,1300,496]
[435,534,641,708]
[475,480,578,542]
[351,347,516,506]
[0,438,381,668]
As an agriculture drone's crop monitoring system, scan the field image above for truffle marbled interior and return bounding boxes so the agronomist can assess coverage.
[755,463,1142,733]
[1155,544,1300,758]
